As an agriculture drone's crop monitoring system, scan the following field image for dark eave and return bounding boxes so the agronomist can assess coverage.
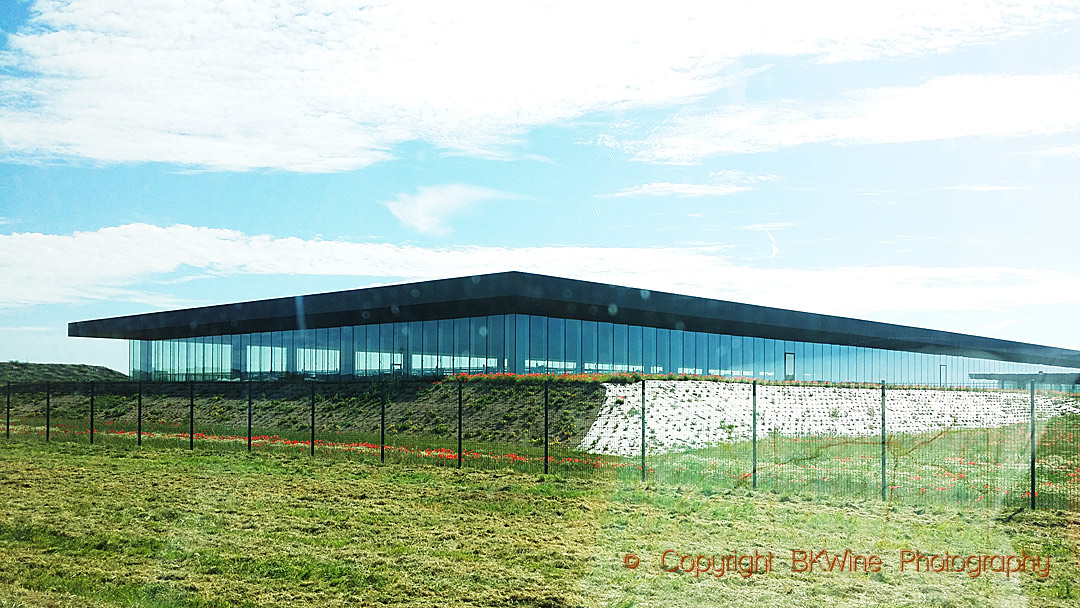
[69,271,1080,368]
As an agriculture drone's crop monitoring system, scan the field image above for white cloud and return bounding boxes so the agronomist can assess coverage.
[629,73,1080,164]
[938,185,1034,192]
[1024,144,1080,158]
[606,182,751,198]
[1,1,1078,170]
[741,222,798,232]
[382,184,515,235]
[606,170,779,198]
[4,224,1080,323]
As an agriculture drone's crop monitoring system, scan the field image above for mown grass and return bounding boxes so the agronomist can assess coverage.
[1,442,1078,607]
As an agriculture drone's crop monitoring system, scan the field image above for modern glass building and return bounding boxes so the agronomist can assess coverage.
[69,272,1080,391]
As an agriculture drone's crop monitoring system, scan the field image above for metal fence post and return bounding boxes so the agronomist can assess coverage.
[247,381,252,453]
[543,380,549,475]
[137,382,143,446]
[880,380,886,501]
[457,379,463,469]
[189,382,195,450]
[752,380,757,490]
[1030,379,1036,510]
[641,379,646,483]
[4,381,9,439]
[89,382,95,445]
[310,384,315,457]
[380,381,386,463]
[45,381,50,442]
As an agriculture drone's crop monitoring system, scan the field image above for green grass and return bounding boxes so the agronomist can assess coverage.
[1,442,1078,607]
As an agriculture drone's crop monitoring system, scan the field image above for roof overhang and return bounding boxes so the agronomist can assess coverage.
[69,271,1080,369]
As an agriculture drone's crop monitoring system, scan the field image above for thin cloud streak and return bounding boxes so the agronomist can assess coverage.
[605,170,780,198]
[605,182,751,198]
[938,185,1034,192]
[629,73,1080,164]
[3,225,1080,324]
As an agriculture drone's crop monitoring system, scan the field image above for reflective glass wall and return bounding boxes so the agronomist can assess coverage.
[129,314,1080,392]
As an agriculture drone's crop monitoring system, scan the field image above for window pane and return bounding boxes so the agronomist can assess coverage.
[669,330,683,374]
[597,322,613,373]
[628,325,643,373]
[613,323,628,373]
[545,317,563,373]
[642,326,656,374]
[423,320,439,375]
[514,315,530,373]
[565,319,582,374]
[656,329,670,374]
[730,335,742,377]
[437,319,454,373]
[707,333,720,375]
[695,332,707,376]
[582,321,597,372]
[528,316,546,373]
[487,315,504,372]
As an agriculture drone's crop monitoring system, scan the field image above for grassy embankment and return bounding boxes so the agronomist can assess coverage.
[0,362,128,384]
[0,441,1077,607]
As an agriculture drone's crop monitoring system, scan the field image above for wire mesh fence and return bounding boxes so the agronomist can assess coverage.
[3,377,1078,510]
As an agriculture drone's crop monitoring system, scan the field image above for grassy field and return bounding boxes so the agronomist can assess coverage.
[0,362,128,384]
[1,441,1078,607]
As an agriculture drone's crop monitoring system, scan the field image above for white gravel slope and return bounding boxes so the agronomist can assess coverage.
[578,380,1080,457]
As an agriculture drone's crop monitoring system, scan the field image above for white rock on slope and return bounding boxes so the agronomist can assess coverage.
[577,380,1079,457]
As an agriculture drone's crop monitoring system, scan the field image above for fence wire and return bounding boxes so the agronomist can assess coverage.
[3,378,1078,510]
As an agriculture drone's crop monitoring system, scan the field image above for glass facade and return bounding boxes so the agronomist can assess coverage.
[129,314,1080,392]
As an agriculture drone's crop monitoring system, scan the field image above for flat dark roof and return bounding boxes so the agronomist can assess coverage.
[69,271,1080,368]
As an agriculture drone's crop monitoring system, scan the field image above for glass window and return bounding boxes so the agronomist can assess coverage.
[669,330,683,374]
[548,317,565,373]
[720,334,731,376]
[350,326,364,376]
[529,316,547,373]
[389,322,404,375]
[695,332,708,376]
[454,318,470,372]
[628,325,643,373]
[642,326,656,374]
[437,319,454,373]
[730,335,742,377]
[597,322,613,373]
[470,317,487,373]
[565,319,582,374]
[404,322,419,376]
[656,329,670,374]
[614,323,629,372]
[514,315,530,373]
[487,315,504,372]
[681,331,695,374]
[705,333,718,375]
[422,320,438,375]
[329,327,342,376]
[582,320,597,372]
[504,315,516,373]
[362,324,378,375]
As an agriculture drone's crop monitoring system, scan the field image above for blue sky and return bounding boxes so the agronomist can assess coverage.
[1,1,1079,373]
